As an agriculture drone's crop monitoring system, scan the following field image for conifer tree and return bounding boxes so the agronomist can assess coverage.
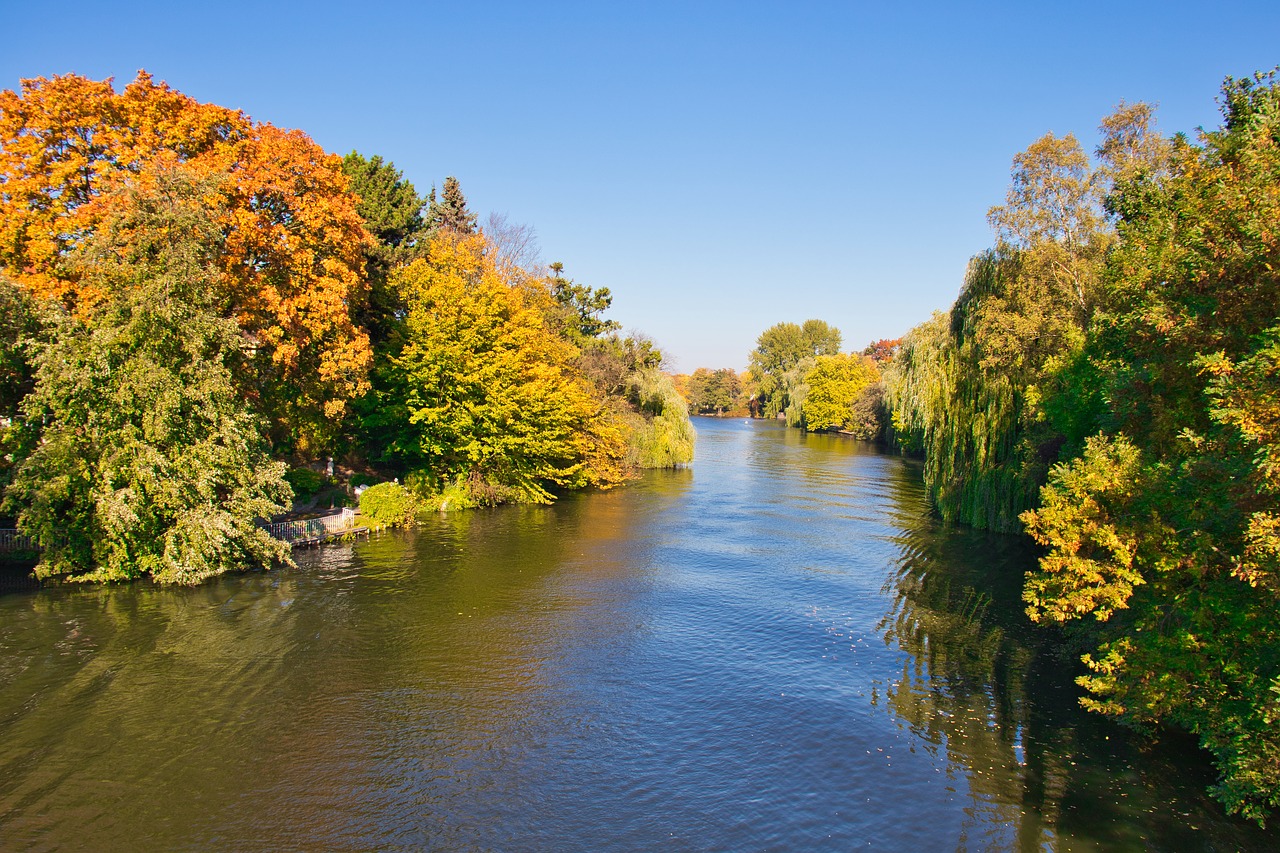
[428,176,478,234]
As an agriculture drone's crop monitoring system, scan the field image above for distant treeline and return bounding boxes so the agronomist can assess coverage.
[676,322,897,438]
[0,72,693,585]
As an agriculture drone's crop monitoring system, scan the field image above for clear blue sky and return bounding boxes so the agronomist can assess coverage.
[5,1,1278,371]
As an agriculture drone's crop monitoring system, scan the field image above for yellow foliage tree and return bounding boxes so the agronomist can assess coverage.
[801,353,880,431]
[379,233,627,503]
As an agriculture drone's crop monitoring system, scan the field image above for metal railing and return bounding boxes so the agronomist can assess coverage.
[259,507,361,543]
[0,529,39,554]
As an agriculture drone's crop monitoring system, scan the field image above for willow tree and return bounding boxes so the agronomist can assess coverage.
[883,107,1159,531]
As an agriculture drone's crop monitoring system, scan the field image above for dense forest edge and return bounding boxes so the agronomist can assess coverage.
[0,71,694,584]
[680,71,1280,824]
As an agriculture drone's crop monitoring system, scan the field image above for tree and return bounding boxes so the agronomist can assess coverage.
[546,261,620,342]
[749,319,842,418]
[341,151,427,252]
[484,211,542,274]
[427,175,478,234]
[0,278,42,500]
[1020,73,1280,821]
[862,338,902,366]
[686,367,743,415]
[3,169,292,584]
[370,232,625,503]
[0,278,39,420]
[801,353,879,431]
[0,72,372,450]
[341,151,428,348]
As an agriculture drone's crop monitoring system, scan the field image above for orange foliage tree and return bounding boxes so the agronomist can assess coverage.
[0,72,371,449]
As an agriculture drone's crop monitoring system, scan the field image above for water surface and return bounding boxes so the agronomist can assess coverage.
[0,418,1270,850]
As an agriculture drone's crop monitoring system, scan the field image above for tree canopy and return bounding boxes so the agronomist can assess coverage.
[749,319,842,418]
[3,169,292,584]
[0,72,373,449]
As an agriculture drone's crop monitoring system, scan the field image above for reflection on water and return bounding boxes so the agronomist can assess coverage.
[0,419,1270,851]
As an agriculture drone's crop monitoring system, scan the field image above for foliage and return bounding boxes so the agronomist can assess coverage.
[0,71,372,450]
[368,232,627,503]
[882,107,1141,530]
[621,368,696,467]
[2,170,292,584]
[846,382,887,441]
[1017,72,1280,822]
[686,367,744,415]
[358,481,421,528]
[341,151,429,348]
[0,278,40,418]
[284,467,326,501]
[748,319,842,418]
[427,175,477,234]
[546,261,620,342]
[862,338,902,366]
[801,353,880,431]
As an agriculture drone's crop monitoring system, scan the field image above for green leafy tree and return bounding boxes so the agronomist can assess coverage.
[1021,72,1280,822]
[341,151,429,347]
[686,367,743,415]
[749,319,842,418]
[0,278,43,502]
[547,261,620,341]
[3,170,292,584]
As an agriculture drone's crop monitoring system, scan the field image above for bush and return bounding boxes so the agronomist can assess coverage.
[349,473,377,489]
[284,467,325,500]
[623,369,696,468]
[358,482,421,529]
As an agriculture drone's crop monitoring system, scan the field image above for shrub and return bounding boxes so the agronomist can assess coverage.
[358,482,421,529]
[284,467,325,500]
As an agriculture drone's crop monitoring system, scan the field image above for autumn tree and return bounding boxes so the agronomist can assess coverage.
[801,353,880,432]
[366,232,627,504]
[862,338,902,366]
[3,169,292,584]
[749,319,842,418]
[0,72,372,450]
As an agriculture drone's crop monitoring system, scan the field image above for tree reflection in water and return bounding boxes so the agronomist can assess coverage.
[876,510,1269,851]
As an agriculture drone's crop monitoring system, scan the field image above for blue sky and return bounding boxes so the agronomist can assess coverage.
[4,1,1278,371]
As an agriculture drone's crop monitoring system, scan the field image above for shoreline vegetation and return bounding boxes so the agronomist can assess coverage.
[1,65,1277,824]
[0,72,693,586]
[676,72,1280,823]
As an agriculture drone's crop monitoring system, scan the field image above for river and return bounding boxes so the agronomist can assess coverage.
[0,418,1271,850]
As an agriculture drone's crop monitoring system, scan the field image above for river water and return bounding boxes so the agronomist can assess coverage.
[0,419,1271,851]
